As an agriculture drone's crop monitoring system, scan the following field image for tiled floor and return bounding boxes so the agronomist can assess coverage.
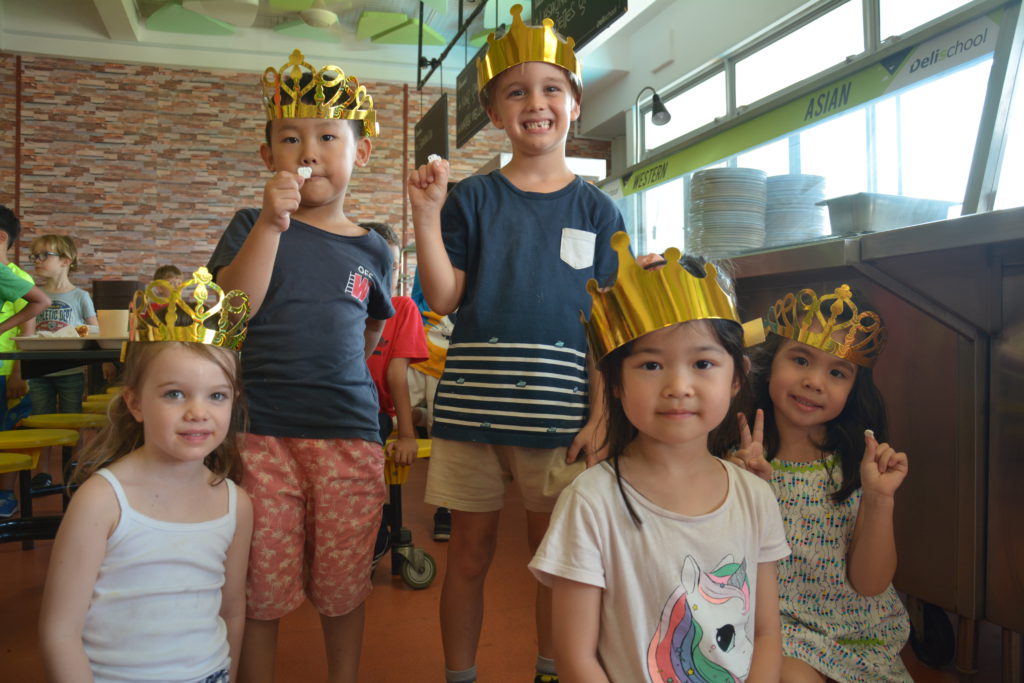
[0,454,1007,681]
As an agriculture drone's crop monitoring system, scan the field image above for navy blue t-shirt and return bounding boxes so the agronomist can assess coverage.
[208,209,394,441]
[432,171,624,448]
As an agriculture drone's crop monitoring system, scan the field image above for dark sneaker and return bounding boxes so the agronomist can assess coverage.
[31,472,53,490]
[0,490,18,518]
[433,507,452,541]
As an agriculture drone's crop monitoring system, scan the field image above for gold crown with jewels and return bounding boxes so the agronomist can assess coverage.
[582,232,743,360]
[477,3,582,93]
[262,49,378,137]
[764,285,886,368]
[128,267,250,351]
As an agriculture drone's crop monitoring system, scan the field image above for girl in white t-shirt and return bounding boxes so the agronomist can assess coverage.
[530,235,790,683]
[39,339,253,683]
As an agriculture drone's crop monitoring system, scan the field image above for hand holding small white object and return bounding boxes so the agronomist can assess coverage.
[427,154,442,164]
[297,166,312,179]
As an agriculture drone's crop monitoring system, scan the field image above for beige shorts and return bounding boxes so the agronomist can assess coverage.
[424,437,585,513]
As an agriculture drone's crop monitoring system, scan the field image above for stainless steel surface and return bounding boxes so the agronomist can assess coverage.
[731,237,860,279]
[818,193,957,235]
[733,206,1024,628]
[987,244,1024,632]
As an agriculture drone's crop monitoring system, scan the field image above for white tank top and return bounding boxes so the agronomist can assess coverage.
[83,468,236,682]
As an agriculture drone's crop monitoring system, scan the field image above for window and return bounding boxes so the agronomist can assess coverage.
[994,48,1024,210]
[880,0,974,39]
[736,1,864,109]
[644,72,726,152]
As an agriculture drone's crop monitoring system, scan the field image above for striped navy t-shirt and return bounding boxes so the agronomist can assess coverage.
[431,171,623,448]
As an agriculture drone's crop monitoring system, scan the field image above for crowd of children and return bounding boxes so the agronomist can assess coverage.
[7,5,917,682]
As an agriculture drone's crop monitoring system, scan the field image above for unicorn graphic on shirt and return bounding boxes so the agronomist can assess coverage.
[647,555,754,683]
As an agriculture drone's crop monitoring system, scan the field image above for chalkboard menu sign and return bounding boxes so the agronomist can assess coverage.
[415,94,450,167]
[456,44,490,149]
[533,0,628,51]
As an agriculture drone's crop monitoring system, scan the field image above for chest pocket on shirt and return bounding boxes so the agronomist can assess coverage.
[560,228,596,270]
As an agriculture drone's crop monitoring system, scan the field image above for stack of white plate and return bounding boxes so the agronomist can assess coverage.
[765,174,828,247]
[687,168,767,258]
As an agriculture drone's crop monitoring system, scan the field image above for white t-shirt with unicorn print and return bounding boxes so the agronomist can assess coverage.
[530,459,789,682]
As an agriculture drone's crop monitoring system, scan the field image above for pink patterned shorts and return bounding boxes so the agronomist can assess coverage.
[241,434,385,620]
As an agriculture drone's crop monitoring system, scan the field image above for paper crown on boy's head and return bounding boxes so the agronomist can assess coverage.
[128,267,249,351]
[476,4,582,94]
[581,232,743,361]
[262,49,378,137]
[763,285,886,368]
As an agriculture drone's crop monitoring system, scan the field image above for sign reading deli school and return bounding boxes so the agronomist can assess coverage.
[621,10,1001,197]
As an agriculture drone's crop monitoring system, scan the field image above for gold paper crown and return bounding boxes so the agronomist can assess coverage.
[262,49,378,137]
[764,285,886,368]
[476,4,582,93]
[582,232,740,360]
[129,267,250,351]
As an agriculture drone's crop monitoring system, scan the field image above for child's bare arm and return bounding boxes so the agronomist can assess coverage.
[406,159,465,314]
[746,561,782,683]
[848,431,907,595]
[39,476,119,682]
[566,353,607,467]
[217,171,305,314]
[221,487,253,683]
[364,317,386,360]
[386,356,418,465]
[551,577,610,683]
[0,286,49,336]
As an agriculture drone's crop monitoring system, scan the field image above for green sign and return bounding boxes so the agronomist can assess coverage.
[621,9,1001,196]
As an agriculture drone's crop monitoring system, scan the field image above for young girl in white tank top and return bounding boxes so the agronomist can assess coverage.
[39,336,253,683]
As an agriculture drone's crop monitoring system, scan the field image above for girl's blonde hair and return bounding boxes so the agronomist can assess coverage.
[31,234,80,271]
[71,342,247,486]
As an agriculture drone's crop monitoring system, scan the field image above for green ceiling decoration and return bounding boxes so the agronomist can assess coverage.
[272,19,337,43]
[372,18,445,46]
[356,11,408,41]
[147,1,236,35]
[268,0,315,10]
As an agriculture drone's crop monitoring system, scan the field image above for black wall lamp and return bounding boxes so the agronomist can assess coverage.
[636,86,671,126]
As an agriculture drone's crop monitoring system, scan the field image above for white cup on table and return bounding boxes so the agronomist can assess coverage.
[96,310,129,338]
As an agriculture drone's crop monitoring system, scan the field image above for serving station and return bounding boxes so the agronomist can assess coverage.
[729,206,1024,675]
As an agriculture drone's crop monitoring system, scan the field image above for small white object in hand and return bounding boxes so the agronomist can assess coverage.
[297,166,312,179]
[427,154,442,164]
[864,429,875,439]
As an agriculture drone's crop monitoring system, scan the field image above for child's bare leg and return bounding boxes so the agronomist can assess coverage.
[321,604,364,683]
[238,617,279,683]
[526,509,555,659]
[440,509,501,669]
[781,656,827,682]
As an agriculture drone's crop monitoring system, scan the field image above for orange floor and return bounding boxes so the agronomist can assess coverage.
[0,454,1006,681]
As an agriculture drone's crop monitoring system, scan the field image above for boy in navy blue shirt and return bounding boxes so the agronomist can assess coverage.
[407,6,623,682]
[209,49,392,683]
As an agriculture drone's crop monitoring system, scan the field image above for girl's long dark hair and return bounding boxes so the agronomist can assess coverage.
[749,334,888,503]
[71,342,248,487]
[599,318,751,526]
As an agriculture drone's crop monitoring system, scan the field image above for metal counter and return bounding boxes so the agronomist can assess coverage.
[730,206,1024,633]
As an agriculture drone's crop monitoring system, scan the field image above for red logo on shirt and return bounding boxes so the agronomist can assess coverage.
[346,272,371,302]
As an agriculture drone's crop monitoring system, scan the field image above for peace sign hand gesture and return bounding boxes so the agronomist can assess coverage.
[860,429,908,499]
[727,409,773,481]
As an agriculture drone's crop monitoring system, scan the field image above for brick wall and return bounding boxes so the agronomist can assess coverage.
[0,53,610,292]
